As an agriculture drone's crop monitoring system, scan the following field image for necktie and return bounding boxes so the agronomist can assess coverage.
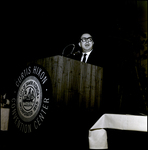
[83,54,87,63]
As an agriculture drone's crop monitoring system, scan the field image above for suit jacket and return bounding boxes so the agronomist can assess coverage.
[70,50,102,67]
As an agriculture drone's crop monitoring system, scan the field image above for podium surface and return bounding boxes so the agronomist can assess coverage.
[30,55,103,110]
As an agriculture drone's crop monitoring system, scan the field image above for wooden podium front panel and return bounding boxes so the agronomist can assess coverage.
[31,55,103,110]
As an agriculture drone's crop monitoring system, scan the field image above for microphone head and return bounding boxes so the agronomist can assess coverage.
[73,51,80,55]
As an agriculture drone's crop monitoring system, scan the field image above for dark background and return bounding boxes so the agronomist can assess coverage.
[1,1,139,93]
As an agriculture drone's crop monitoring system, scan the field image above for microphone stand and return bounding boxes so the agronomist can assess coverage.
[62,44,75,56]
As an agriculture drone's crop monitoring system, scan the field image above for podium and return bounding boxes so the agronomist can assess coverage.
[30,55,103,111]
[7,55,103,149]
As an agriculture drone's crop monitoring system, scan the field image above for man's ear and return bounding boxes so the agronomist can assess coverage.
[78,42,81,47]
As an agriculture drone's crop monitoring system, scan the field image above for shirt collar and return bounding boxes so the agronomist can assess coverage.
[82,49,93,55]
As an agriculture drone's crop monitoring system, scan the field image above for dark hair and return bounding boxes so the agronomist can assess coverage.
[79,32,94,41]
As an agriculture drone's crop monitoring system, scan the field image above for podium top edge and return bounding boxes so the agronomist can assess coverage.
[32,55,103,68]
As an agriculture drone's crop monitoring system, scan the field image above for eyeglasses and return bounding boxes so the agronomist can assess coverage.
[80,37,93,42]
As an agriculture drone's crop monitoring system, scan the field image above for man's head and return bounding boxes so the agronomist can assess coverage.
[79,33,94,53]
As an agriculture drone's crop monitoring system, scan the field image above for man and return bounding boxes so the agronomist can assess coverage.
[71,33,100,66]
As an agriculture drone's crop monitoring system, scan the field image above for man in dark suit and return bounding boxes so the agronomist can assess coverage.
[71,33,101,66]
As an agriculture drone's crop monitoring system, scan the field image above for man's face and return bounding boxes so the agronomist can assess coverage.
[79,33,94,53]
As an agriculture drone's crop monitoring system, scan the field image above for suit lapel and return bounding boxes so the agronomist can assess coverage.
[87,50,94,63]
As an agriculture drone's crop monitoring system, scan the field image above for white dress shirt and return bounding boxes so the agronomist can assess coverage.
[81,50,93,63]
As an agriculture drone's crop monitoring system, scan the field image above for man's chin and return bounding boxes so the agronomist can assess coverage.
[83,48,92,53]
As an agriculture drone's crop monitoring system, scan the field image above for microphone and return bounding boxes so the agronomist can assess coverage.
[62,44,75,56]
[72,51,81,55]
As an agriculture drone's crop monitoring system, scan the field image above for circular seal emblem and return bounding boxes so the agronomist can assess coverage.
[17,76,42,122]
[10,64,52,133]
